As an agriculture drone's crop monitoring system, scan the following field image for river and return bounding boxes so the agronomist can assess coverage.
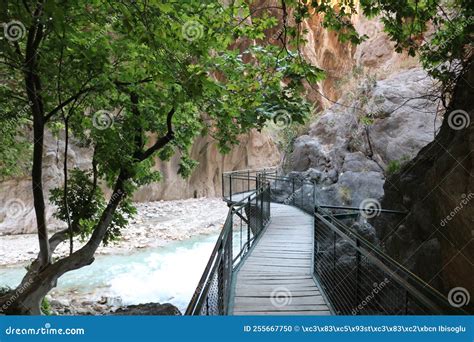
[0,232,220,313]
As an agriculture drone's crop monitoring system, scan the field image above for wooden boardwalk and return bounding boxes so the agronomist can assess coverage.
[230,203,331,315]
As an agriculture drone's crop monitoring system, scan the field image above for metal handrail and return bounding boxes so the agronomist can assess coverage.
[186,181,271,315]
[319,204,407,215]
[185,211,232,315]
[222,167,278,176]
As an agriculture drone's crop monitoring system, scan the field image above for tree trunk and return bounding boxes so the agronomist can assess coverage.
[24,2,51,268]
[31,112,51,267]
[0,175,127,314]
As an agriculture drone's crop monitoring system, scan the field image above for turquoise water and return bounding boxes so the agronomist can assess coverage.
[0,233,220,313]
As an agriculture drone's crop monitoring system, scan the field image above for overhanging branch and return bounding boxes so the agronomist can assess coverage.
[139,108,175,161]
[44,86,96,122]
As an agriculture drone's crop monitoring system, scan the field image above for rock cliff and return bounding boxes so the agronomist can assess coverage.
[288,68,440,208]
[0,130,279,235]
[377,66,473,300]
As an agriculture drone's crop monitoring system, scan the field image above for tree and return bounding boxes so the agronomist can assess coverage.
[0,0,323,314]
[360,0,473,100]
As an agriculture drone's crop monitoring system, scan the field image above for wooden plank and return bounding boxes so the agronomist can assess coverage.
[234,289,321,295]
[236,274,314,279]
[241,264,310,269]
[233,310,331,316]
[234,297,327,306]
[235,284,319,296]
[233,301,327,307]
[236,280,318,286]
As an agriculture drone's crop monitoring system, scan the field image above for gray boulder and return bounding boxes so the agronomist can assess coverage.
[287,68,439,211]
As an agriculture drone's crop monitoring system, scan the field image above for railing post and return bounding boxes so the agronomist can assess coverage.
[217,242,224,315]
[313,180,316,206]
[248,170,250,192]
[300,182,304,209]
[225,226,233,315]
[229,174,233,202]
[259,189,265,234]
[405,290,409,315]
[332,231,336,295]
[247,197,251,250]
[222,173,224,199]
[292,178,295,205]
[313,208,318,276]
[267,186,270,223]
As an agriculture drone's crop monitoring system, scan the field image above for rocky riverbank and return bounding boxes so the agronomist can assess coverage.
[0,197,228,266]
[48,296,181,316]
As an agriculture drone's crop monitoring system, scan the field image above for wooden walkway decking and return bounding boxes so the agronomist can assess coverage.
[231,203,331,315]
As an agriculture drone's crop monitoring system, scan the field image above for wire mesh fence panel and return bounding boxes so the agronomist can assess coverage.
[198,271,220,315]
[222,168,277,202]
[313,209,463,315]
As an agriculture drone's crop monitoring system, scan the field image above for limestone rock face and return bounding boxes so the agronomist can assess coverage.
[301,10,416,109]
[133,130,279,201]
[0,131,91,235]
[377,66,474,302]
[366,70,440,162]
[287,68,440,208]
[0,130,279,235]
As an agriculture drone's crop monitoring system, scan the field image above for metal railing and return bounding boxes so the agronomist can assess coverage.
[264,173,317,214]
[185,179,271,315]
[188,168,468,315]
[314,206,467,315]
[222,167,277,202]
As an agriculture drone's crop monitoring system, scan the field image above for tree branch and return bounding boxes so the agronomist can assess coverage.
[139,108,175,161]
[44,86,96,122]
[114,77,153,87]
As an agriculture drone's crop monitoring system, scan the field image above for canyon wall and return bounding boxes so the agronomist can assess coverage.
[133,131,280,201]
[377,66,473,302]
[0,130,279,235]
